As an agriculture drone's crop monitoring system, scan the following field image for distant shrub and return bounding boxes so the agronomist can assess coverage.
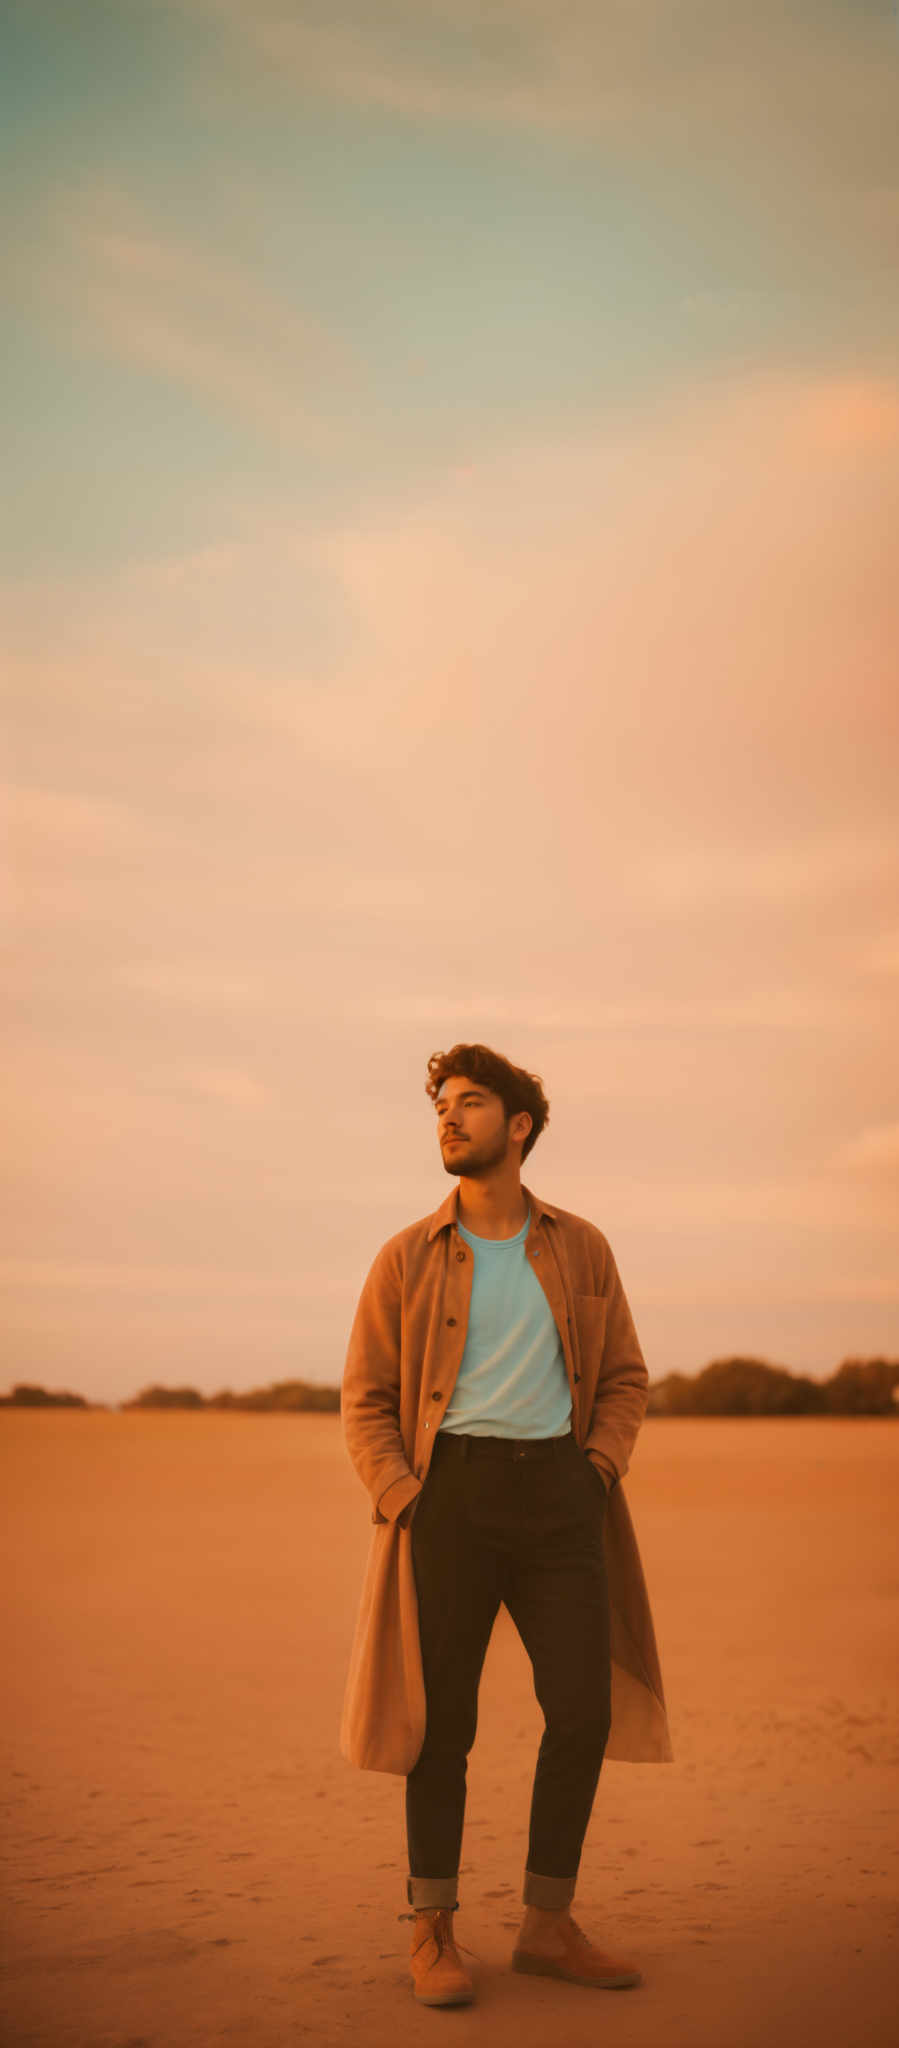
[119,1379,340,1413]
[207,1380,340,1413]
[693,1358,825,1415]
[0,1383,89,1408]
[122,1385,206,1409]
[821,1358,899,1415]
[647,1372,696,1416]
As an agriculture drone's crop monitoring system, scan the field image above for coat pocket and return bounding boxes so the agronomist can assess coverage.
[583,1452,610,1505]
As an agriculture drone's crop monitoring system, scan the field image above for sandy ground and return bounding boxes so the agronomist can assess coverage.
[1,1408,897,2048]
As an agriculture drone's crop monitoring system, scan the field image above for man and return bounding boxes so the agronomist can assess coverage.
[341,1043,672,2008]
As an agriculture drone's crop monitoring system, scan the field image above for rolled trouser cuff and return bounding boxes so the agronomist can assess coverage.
[406,1875,460,1909]
[522,1868,577,1909]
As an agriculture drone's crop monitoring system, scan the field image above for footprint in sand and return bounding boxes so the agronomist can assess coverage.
[102,1929,205,1974]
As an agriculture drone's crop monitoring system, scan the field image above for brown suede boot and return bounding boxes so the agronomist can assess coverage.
[409,1907,475,2006]
[512,1909,642,1989]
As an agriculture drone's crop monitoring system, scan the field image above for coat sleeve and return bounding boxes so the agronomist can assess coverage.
[341,1238,423,1526]
[583,1237,649,1490]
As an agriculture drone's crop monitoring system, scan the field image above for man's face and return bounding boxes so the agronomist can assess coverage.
[435,1075,523,1177]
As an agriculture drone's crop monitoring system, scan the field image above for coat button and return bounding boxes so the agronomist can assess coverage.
[432,1390,441,1401]
[532,1247,540,1258]
[455,1249,466,1261]
[446,1316,457,1326]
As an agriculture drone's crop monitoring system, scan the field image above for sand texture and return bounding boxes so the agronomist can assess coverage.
[1,1410,897,2047]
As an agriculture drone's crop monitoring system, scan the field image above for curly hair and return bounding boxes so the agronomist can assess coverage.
[424,1043,550,1164]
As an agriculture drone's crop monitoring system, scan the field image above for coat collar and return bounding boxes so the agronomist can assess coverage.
[426,1181,557,1244]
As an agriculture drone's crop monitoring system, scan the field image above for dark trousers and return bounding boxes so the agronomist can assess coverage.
[405,1428,612,1911]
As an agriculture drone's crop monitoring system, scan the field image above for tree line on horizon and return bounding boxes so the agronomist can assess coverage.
[2,1356,898,1416]
[645,1355,899,1415]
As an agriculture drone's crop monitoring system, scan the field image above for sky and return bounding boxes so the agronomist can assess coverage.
[3,0,898,1404]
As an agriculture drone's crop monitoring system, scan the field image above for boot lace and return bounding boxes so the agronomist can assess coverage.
[404,1909,480,1965]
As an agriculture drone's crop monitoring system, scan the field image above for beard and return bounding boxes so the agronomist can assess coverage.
[441,1125,510,1177]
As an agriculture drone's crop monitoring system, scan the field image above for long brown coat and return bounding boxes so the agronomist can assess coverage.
[340,1181,673,1772]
